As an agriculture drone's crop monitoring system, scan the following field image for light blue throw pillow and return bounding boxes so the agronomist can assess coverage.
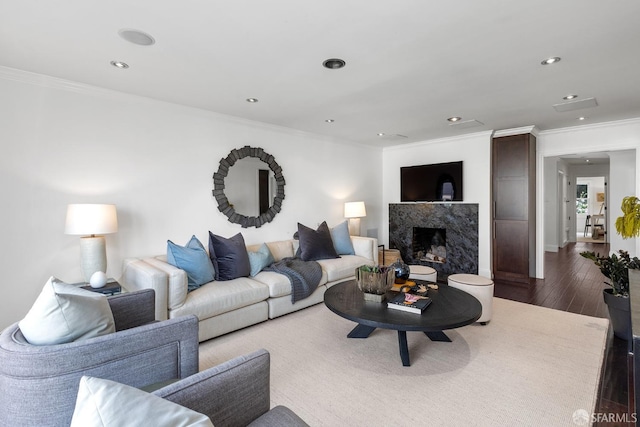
[248,243,276,277]
[331,220,355,255]
[167,235,216,291]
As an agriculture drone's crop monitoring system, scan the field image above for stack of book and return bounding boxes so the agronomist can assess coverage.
[80,281,122,296]
[387,283,432,314]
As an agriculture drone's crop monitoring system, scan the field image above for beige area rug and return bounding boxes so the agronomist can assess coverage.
[199,298,609,427]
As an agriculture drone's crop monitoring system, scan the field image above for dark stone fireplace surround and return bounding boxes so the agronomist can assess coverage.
[389,203,479,282]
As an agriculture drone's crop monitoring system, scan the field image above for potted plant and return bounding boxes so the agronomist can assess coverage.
[614,195,640,301]
[580,250,640,340]
[615,196,640,239]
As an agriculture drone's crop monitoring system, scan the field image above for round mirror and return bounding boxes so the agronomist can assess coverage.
[212,146,285,228]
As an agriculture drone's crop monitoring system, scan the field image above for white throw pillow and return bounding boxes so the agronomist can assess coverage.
[71,376,214,427]
[18,276,115,345]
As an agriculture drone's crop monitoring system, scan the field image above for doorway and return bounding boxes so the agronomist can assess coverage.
[575,176,607,243]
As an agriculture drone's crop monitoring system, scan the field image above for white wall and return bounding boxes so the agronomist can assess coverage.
[381,131,493,278]
[0,70,382,328]
[538,119,640,270]
[608,151,637,253]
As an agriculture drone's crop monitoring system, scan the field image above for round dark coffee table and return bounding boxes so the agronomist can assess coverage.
[324,280,482,366]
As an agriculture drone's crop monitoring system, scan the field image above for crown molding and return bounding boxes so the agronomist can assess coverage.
[538,117,640,136]
[383,130,494,152]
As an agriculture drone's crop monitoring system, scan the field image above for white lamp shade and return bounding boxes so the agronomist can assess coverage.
[65,204,118,236]
[344,201,366,218]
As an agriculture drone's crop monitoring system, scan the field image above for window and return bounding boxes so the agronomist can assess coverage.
[576,184,588,214]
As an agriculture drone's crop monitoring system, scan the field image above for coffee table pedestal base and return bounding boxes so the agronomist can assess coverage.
[347,324,451,366]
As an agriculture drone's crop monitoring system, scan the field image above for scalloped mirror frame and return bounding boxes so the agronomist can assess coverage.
[212,146,286,228]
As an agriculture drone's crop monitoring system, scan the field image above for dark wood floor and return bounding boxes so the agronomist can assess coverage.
[494,241,635,426]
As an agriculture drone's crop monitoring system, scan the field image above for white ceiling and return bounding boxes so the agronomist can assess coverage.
[1,0,639,148]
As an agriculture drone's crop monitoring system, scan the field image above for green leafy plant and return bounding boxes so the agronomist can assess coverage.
[580,250,640,296]
[615,196,640,239]
[358,265,391,274]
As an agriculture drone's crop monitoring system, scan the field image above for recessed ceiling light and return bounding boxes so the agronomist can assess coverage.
[325,119,335,123]
[322,58,346,69]
[563,94,578,100]
[447,117,461,122]
[577,116,587,121]
[586,159,590,162]
[118,29,155,46]
[541,57,561,65]
[246,98,259,103]
[377,133,385,136]
[110,61,129,69]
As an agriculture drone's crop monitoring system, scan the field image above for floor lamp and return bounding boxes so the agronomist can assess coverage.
[344,201,366,236]
[65,204,118,283]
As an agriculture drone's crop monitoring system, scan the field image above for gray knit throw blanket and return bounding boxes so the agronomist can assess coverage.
[264,257,323,303]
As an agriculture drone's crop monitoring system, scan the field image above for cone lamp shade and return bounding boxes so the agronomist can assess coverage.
[65,204,118,282]
[344,201,366,236]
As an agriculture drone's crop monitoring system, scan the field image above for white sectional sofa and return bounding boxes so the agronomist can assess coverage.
[121,236,378,342]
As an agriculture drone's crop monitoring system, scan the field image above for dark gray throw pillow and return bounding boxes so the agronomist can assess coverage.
[297,221,339,261]
[208,232,251,280]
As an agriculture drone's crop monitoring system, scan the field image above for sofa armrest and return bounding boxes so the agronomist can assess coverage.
[247,406,309,427]
[144,257,189,311]
[154,349,272,427]
[108,289,156,331]
[121,258,170,320]
[351,236,378,263]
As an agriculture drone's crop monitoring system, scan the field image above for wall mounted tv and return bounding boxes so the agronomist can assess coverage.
[400,161,463,202]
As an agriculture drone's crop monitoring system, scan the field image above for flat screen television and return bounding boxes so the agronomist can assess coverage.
[400,161,463,202]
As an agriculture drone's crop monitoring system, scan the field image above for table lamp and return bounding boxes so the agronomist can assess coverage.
[65,204,118,282]
[344,201,366,236]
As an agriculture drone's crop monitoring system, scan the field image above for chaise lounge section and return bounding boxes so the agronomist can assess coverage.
[121,236,378,342]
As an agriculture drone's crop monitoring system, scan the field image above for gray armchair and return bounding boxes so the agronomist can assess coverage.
[0,289,199,427]
[154,348,308,427]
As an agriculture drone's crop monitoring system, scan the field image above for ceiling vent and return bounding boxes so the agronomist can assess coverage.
[553,97,598,112]
[448,119,484,129]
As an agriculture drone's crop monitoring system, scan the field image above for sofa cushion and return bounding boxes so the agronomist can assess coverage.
[251,271,292,298]
[248,243,275,277]
[330,220,355,255]
[71,376,212,427]
[296,221,339,261]
[247,240,295,262]
[18,277,115,345]
[166,236,215,291]
[253,269,328,298]
[351,236,376,261]
[317,255,375,283]
[208,232,251,280]
[170,277,269,319]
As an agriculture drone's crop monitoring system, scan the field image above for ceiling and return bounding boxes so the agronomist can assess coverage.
[1,1,639,148]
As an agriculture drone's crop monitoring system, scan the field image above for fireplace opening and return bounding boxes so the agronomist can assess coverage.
[412,227,446,264]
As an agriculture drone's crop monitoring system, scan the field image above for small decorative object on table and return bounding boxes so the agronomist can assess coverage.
[89,271,108,288]
[81,280,122,296]
[355,265,395,302]
[391,260,410,284]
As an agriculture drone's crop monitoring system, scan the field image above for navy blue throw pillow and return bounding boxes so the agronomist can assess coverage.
[297,221,339,261]
[208,232,251,280]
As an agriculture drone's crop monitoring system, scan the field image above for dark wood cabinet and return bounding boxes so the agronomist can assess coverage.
[492,133,536,284]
